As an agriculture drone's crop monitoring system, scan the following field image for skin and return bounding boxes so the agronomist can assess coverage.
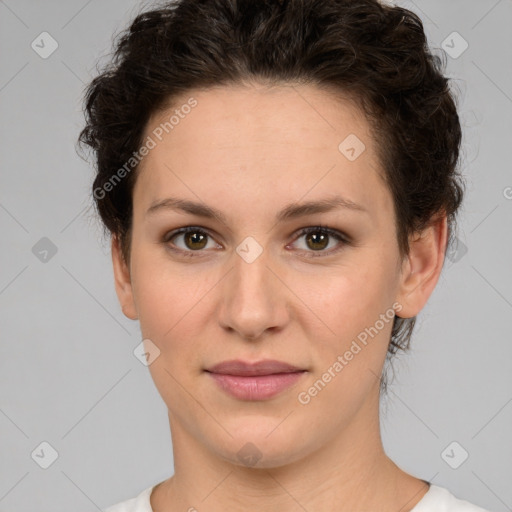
[111,82,447,512]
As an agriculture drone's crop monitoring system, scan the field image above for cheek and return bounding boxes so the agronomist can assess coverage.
[130,248,222,353]
[304,263,390,329]
[298,259,397,383]
[130,231,398,349]
[295,268,394,410]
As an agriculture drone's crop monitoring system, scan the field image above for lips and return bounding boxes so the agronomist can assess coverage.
[205,359,305,376]
[205,359,307,400]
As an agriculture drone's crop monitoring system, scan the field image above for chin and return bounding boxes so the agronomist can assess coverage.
[208,423,314,470]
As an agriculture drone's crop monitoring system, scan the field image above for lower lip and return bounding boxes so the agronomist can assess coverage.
[206,371,306,400]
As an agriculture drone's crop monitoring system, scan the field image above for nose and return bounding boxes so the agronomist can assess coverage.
[217,241,289,341]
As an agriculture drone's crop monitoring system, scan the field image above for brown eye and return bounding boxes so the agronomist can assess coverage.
[305,231,329,251]
[183,230,208,250]
[165,227,218,253]
[290,226,349,257]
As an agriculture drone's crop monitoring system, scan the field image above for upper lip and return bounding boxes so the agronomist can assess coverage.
[205,359,305,376]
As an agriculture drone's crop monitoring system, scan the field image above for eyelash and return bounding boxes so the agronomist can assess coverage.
[162,225,350,259]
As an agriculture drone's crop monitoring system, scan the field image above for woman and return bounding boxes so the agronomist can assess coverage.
[79,0,491,510]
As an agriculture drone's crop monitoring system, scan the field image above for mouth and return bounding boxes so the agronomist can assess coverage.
[205,359,306,376]
[204,359,307,400]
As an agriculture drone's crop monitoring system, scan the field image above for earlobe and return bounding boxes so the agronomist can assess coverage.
[395,215,448,319]
[111,234,138,320]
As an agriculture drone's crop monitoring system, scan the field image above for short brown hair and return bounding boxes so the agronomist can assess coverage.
[79,0,465,392]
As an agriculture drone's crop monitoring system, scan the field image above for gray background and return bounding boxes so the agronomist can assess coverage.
[0,0,511,511]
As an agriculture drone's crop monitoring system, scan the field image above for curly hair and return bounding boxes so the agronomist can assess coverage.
[79,0,465,393]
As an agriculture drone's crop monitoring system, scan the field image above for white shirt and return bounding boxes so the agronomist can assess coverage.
[104,483,493,511]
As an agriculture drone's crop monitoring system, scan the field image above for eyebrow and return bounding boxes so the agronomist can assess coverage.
[145,195,368,223]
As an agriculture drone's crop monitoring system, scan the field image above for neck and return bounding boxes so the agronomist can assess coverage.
[151,386,429,512]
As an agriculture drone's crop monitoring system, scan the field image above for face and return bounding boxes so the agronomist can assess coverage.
[112,83,445,468]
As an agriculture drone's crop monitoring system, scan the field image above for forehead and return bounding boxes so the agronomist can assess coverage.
[134,83,390,220]
[146,83,369,151]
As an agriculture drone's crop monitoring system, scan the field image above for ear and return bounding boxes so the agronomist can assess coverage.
[111,234,138,320]
[395,214,448,319]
